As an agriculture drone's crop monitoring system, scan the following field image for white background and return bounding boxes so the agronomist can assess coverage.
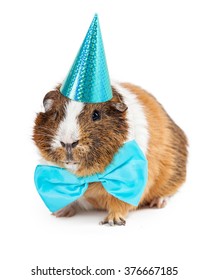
[1,0,208,279]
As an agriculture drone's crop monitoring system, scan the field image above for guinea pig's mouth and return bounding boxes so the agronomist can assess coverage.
[61,160,79,165]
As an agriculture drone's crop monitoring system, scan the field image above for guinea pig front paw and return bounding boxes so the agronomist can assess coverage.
[52,204,76,218]
[99,213,126,226]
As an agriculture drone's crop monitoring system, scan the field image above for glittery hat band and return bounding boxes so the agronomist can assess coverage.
[60,14,113,103]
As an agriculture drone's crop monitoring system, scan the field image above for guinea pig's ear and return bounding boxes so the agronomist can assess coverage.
[110,87,128,112]
[110,102,128,112]
[43,90,59,112]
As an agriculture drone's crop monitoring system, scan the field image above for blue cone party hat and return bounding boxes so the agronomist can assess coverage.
[60,14,112,103]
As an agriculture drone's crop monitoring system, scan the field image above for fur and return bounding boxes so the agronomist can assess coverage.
[120,83,188,207]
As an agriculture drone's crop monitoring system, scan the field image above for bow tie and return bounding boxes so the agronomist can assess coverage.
[34,140,148,212]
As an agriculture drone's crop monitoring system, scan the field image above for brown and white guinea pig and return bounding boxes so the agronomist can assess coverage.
[33,81,188,225]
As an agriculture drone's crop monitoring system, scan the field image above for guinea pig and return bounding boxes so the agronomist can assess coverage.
[33,81,188,225]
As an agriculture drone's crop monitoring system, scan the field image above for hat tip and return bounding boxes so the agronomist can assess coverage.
[93,13,99,21]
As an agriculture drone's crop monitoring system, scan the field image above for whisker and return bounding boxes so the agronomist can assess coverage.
[34,129,55,135]
[36,126,57,134]
[42,147,52,150]
[46,152,55,157]
[33,133,54,138]
[33,139,53,146]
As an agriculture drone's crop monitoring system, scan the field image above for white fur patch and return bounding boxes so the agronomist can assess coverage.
[112,82,149,155]
[52,100,84,149]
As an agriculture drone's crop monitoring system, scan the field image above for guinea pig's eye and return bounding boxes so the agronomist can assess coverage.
[92,110,101,121]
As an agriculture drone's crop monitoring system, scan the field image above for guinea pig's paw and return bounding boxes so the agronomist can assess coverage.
[52,204,76,218]
[149,197,169,209]
[99,213,126,226]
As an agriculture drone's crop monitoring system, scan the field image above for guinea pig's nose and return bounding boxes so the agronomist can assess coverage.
[60,140,79,149]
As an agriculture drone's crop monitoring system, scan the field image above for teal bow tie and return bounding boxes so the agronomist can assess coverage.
[34,140,148,212]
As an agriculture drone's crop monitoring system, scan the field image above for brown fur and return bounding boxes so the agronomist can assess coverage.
[33,88,68,164]
[33,83,188,225]
[121,83,188,207]
[75,90,128,176]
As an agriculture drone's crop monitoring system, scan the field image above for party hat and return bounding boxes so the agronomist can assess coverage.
[60,14,113,103]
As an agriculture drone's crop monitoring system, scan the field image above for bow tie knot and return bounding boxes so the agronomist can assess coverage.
[81,173,100,184]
